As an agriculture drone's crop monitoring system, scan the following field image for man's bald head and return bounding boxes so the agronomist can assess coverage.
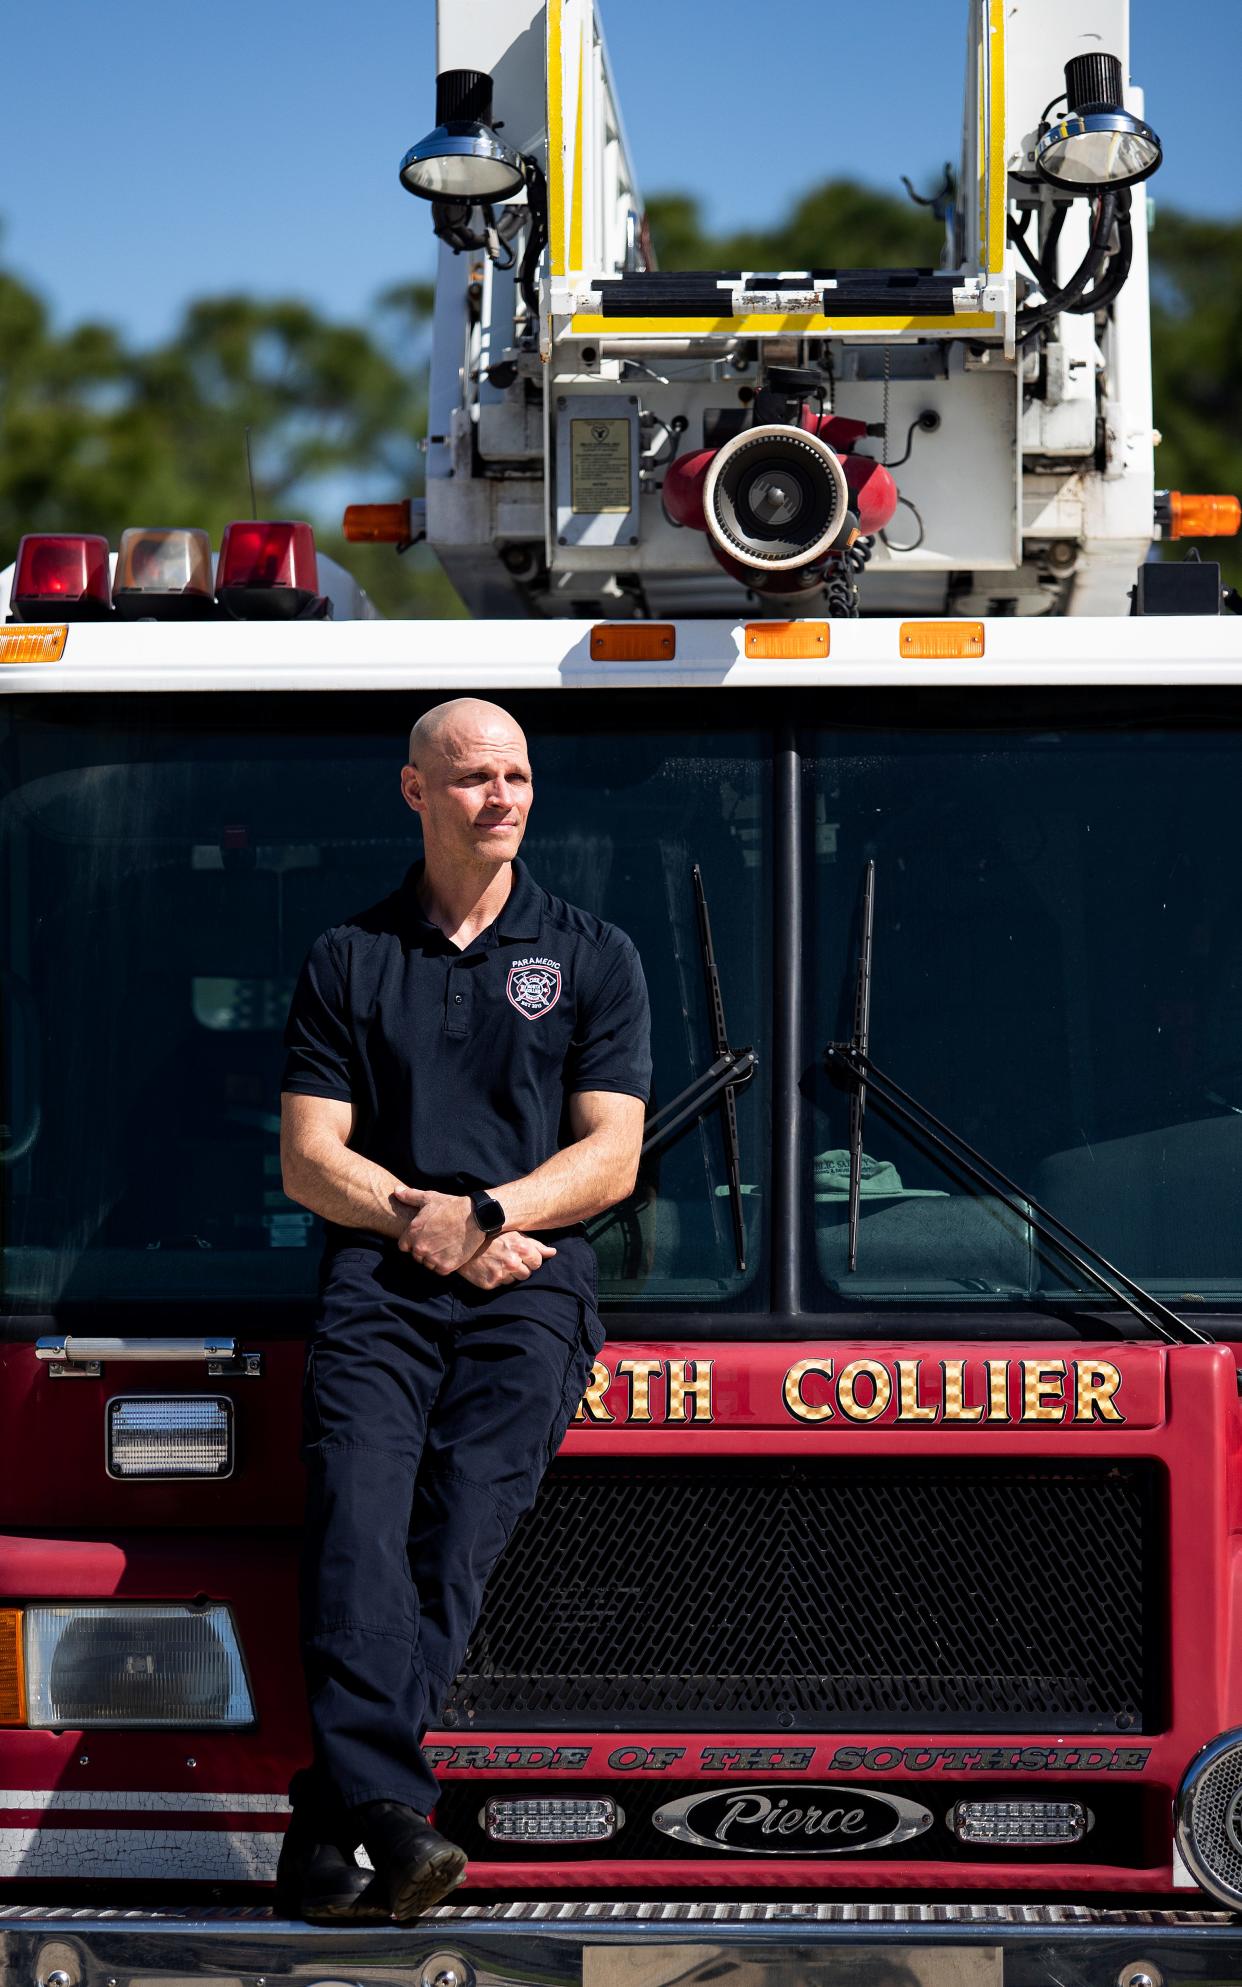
[408,698,526,769]
[400,697,533,876]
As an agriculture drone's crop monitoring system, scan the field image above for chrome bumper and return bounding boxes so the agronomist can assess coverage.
[2,1899,1241,1987]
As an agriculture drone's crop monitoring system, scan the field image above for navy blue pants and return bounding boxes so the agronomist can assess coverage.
[289,1233,605,1818]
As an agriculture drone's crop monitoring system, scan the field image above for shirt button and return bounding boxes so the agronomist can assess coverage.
[454,993,463,1004]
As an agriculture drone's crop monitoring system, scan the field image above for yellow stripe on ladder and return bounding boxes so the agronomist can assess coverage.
[568,23,585,275]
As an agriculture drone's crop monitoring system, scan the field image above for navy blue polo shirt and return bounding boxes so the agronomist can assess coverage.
[280,857,651,1243]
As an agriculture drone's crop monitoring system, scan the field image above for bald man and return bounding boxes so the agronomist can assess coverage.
[275,701,651,1922]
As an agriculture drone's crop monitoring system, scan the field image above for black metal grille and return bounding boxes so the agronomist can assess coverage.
[445,1460,1157,1732]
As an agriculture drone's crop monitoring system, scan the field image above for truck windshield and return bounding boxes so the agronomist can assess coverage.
[7,687,1242,1328]
[0,692,770,1321]
[805,706,1242,1310]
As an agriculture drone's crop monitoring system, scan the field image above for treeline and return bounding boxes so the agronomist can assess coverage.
[1,182,1238,607]
[0,265,460,618]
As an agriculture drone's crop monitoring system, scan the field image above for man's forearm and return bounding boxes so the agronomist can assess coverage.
[283,1131,409,1239]
[493,1132,636,1234]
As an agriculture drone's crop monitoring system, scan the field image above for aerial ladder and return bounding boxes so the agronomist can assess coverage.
[378,0,1237,626]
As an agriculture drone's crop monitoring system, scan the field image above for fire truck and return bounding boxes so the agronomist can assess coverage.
[3,0,1242,1980]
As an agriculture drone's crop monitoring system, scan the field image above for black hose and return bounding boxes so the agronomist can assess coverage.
[432,200,483,252]
[1007,213,1047,289]
[517,160,549,323]
[1015,189,1119,344]
[1063,189,1133,312]
[1076,214,1133,309]
[1038,202,1068,294]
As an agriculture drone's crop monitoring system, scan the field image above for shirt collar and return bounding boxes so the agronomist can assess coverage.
[495,857,543,940]
[400,856,542,945]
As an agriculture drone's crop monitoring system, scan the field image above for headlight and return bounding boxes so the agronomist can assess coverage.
[1176,1728,1242,1907]
[24,1605,254,1728]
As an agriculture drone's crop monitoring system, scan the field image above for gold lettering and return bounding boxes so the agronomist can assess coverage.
[574,1360,614,1424]
[616,1357,663,1423]
[783,1359,834,1422]
[896,1359,937,1422]
[667,1358,713,1422]
[838,1358,892,1422]
[1022,1359,1067,1422]
[942,1358,984,1421]
[1074,1360,1124,1423]
[986,1358,1011,1421]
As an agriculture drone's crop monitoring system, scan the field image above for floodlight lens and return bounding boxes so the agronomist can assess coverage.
[399,124,527,202]
[1037,112,1162,189]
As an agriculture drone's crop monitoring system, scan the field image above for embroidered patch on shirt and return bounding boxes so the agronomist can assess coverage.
[506,957,563,1018]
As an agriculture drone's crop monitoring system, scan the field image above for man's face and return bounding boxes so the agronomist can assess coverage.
[406,715,532,867]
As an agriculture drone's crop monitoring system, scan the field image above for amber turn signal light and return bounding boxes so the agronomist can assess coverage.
[0,626,67,665]
[343,502,414,544]
[900,621,985,659]
[0,1611,26,1726]
[744,621,829,659]
[589,623,675,661]
[1166,493,1242,539]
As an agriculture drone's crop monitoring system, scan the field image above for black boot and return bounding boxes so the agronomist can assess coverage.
[348,1799,468,1921]
[275,1795,388,1922]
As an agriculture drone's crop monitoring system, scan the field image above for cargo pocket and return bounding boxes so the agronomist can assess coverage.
[299,1338,323,1456]
[582,1296,607,1361]
[544,1297,605,1467]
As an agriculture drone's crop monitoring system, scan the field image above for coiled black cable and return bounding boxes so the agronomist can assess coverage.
[1067,189,1133,312]
[517,160,549,323]
[1015,189,1121,344]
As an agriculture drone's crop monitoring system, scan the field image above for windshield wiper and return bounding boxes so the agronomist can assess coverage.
[589,864,756,1272]
[844,855,876,1272]
[826,858,1213,1348]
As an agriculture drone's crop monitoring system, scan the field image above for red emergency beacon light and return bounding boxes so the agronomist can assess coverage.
[11,534,111,621]
[216,521,322,619]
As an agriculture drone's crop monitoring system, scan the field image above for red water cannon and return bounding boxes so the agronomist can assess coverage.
[662,372,900,595]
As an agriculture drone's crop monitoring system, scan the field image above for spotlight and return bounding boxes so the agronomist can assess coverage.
[1036,53,1162,191]
[399,69,528,204]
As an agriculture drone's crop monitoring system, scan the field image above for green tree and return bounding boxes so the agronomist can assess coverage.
[646,178,945,272]
[0,255,462,618]
[1149,207,1242,590]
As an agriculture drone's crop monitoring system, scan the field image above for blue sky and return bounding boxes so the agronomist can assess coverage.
[2,0,1237,348]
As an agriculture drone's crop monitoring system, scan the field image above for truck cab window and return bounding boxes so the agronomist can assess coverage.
[0,695,770,1319]
[805,711,1242,1311]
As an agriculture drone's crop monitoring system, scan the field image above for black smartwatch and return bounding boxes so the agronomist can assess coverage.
[469,1190,506,1236]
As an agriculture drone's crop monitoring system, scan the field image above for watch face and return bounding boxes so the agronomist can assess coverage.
[474,1194,505,1234]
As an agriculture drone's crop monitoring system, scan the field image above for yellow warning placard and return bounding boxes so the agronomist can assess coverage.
[571,417,632,514]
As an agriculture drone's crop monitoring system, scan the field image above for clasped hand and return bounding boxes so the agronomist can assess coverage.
[391,1186,556,1289]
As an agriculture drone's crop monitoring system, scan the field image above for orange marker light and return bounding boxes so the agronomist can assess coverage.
[1168,493,1242,539]
[343,502,413,544]
[589,623,675,661]
[0,626,67,665]
[744,621,829,659]
[900,621,985,659]
[0,1611,25,1726]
